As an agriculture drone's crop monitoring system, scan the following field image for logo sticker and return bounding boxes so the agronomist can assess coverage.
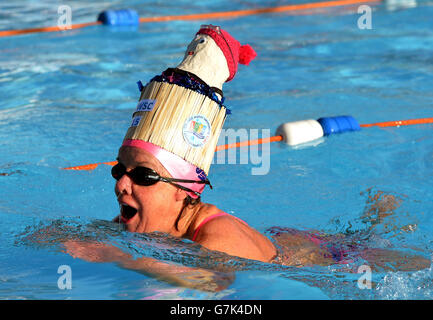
[131,116,142,127]
[182,115,211,148]
[196,167,207,181]
[136,99,156,112]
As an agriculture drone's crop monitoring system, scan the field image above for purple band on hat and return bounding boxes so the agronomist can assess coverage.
[122,139,205,198]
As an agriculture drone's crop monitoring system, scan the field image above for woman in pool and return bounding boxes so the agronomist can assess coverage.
[65,25,430,291]
[110,25,276,263]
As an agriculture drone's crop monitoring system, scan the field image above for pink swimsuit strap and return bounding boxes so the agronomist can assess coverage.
[191,212,247,242]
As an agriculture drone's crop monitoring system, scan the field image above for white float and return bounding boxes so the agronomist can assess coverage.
[275,119,324,146]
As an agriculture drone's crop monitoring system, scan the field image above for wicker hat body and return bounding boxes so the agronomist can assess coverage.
[123,79,227,175]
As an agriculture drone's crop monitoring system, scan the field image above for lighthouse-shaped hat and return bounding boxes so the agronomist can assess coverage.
[122,25,256,198]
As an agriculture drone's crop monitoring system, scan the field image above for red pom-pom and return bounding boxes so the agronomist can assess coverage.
[238,44,257,65]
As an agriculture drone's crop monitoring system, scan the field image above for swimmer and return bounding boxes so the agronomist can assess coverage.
[65,25,278,291]
[64,25,430,291]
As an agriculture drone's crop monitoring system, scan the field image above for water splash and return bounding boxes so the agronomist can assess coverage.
[375,257,433,299]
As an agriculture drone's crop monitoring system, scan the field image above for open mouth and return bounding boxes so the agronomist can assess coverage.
[120,204,138,223]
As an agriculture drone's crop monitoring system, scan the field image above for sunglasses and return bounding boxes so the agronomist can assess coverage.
[111,162,211,196]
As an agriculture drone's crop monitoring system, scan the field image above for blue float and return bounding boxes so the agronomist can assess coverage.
[97,9,139,26]
[317,115,361,136]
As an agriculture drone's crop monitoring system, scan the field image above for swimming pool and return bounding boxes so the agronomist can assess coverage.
[1,0,432,300]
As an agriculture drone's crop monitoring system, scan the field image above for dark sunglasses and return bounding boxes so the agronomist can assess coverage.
[111,162,212,196]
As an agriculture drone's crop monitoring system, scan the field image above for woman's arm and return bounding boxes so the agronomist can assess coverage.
[63,240,233,292]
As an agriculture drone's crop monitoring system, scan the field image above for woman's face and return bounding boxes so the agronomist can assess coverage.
[115,146,185,233]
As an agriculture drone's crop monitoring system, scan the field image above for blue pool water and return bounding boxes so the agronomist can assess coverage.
[1,0,433,300]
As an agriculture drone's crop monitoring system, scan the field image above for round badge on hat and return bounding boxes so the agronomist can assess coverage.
[182,115,212,148]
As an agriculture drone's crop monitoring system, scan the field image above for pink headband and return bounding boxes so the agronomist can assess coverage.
[122,139,206,199]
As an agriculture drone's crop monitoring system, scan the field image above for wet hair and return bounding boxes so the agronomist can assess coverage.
[174,195,201,231]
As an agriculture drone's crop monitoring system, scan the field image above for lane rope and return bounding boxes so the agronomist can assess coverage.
[359,117,433,128]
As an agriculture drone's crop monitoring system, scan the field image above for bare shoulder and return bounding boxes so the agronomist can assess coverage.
[192,204,276,263]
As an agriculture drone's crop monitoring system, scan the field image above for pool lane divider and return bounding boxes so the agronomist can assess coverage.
[63,116,433,171]
[0,0,382,37]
